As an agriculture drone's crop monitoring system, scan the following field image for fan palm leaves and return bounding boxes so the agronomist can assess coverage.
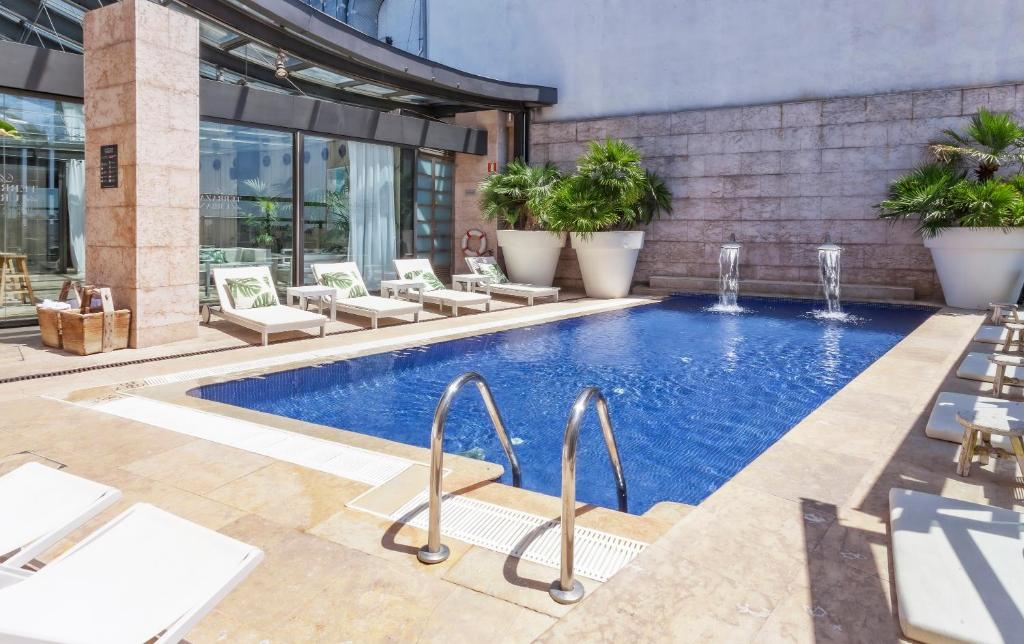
[547,139,673,234]
[478,159,561,230]
[930,109,1024,180]
[242,178,283,250]
[321,271,368,298]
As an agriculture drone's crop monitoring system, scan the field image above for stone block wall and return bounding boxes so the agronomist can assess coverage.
[530,82,1024,299]
[452,110,503,274]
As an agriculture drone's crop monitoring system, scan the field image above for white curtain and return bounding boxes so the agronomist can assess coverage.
[347,141,396,290]
[67,159,85,274]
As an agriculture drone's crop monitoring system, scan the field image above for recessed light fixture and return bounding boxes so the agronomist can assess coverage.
[275,51,288,79]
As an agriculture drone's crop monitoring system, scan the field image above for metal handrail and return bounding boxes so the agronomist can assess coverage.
[549,387,628,604]
[417,371,522,565]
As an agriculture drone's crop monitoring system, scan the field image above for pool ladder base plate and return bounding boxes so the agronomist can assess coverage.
[549,579,585,604]
[417,544,450,565]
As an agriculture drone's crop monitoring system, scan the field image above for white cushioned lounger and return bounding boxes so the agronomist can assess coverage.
[0,462,121,570]
[311,262,421,329]
[925,392,1014,449]
[889,488,1024,644]
[213,266,327,346]
[394,258,490,316]
[464,257,559,306]
[0,503,263,643]
[974,325,1010,345]
[957,352,1022,383]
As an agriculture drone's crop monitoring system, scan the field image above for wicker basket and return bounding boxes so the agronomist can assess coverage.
[57,287,131,356]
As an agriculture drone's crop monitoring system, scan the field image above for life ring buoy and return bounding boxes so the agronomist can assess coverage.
[461,229,488,257]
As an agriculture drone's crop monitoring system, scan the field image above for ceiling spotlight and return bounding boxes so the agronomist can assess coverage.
[215,67,224,82]
[275,51,288,79]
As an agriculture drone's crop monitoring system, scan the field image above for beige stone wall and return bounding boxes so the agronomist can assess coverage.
[452,111,504,275]
[531,83,1024,298]
[84,0,200,346]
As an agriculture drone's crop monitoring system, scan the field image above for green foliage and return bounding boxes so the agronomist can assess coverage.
[930,109,1024,180]
[243,178,286,251]
[321,270,368,298]
[546,139,672,235]
[879,109,1024,235]
[0,119,18,138]
[477,159,561,230]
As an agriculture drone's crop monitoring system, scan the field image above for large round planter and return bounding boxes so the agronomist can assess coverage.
[570,231,644,298]
[924,228,1024,309]
[496,230,566,286]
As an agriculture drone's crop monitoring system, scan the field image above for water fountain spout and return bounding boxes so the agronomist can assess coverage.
[712,235,743,312]
[817,235,843,316]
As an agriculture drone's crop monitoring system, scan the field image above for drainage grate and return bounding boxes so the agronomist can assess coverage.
[87,396,413,487]
[389,491,647,582]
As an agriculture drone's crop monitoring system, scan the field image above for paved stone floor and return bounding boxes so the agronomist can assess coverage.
[0,297,1017,642]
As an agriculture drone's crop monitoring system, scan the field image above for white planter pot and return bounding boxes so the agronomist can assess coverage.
[924,228,1024,309]
[570,231,644,298]
[496,230,566,286]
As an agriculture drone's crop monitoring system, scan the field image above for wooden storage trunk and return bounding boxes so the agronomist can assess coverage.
[37,306,63,348]
[56,287,131,355]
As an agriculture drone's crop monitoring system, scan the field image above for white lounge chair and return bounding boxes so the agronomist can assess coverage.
[0,503,263,643]
[212,266,327,346]
[393,258,491,316]
[311,262,421,329]
[464,256,560,306]
[0,462,121,570]
[889,488,1024,644]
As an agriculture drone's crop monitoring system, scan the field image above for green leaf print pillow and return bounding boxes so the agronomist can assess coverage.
[403,269,445,292]
[225,275,277,309]
[467,258,509,284]
[321,270,369,299]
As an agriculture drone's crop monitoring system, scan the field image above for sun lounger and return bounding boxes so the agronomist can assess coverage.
[311,262,421,329]
[393,258,491,316]
[974,325,1010,345]
[0,503,263,643]
[213,266,327,345]
[0,462,121,570]
[925,392,1014,450]
[957,352,1022,384]
[464,256,560,306]
[889,488,1024,644]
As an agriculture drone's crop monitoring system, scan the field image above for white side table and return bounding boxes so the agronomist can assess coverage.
[381,279,426,304]
[287,285,336,321]
[452,274,492,293]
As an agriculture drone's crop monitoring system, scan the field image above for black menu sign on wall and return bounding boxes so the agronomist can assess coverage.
[100,144,118,189]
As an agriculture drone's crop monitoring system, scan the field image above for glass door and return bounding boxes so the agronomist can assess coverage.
[414,153,454,280]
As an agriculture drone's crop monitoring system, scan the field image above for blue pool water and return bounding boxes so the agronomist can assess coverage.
[189,295,932,514]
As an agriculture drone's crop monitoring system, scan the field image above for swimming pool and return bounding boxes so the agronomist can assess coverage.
[189,295,932,514]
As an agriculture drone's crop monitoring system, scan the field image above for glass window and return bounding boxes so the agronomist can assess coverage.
[199,121,293,302]
[413,153,455,280]
[0,90,84,323]
[302,136,408,290]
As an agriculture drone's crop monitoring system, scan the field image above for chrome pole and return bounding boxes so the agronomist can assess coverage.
[549,387,628,604]
[418,372,522,564]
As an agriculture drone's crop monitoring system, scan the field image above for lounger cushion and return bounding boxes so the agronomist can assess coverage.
[338,295,421,314]
[974,326,1009,345]
[957,352,1021,383]
[321,270,369,298]
[423,289,490,305]
[402,269,445,292]
[491,283,559,296]
[889,489,1024,644]
[466,257,509,284]
[925,392,1013,449]
[224,274,277,309]
[0,503,262,643]
[224,305,326,334]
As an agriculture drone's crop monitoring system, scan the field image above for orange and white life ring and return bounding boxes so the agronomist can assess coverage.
[461,228,488,257]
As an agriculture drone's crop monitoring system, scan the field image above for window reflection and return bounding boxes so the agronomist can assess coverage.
[198,121,293,300]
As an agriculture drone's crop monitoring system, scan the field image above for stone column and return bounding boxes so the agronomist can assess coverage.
[83,0,199,347]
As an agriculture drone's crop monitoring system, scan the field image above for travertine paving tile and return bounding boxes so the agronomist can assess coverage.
[417,585,556,643]
[123,440,273,495]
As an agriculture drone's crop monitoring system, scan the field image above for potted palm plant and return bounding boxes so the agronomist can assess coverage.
[477,159,564,286]
[546,139,672,298]
[878,109,1024,308]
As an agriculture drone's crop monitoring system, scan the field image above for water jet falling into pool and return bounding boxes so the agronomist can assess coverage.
[710,235,743,313]
[816,235,844,318]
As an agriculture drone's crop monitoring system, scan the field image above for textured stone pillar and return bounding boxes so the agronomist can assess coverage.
[83,0,199,347]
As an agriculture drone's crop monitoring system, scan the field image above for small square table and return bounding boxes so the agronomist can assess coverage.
[380,279,426,304]
[286,285,336,321]
[452,273,492,292]
[988,353,1024,397]
[955,405,1024,477]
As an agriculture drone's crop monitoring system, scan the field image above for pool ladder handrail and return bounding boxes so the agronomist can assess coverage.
[417,371,523,565]
[549,386,628,605]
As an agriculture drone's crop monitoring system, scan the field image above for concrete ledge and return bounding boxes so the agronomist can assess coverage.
[646,275,916,302]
